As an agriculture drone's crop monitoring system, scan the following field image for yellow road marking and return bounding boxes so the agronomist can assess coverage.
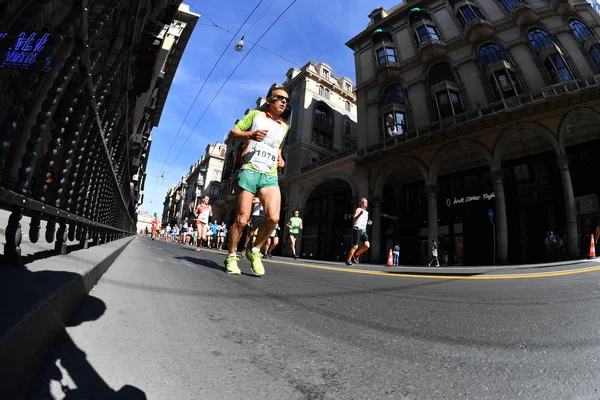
[197,247,600,280]
[263,259,600,280]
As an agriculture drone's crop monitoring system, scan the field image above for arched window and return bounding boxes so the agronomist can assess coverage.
[372,28,398,65]
[569,19,593,42]
[527,28,553,54]
[429,62,456,85]
[479,43,521,100]
[428,62,464,119]
[527,28,573,83]
[479,43,507,69]
[344,122,352,136]
[382,84,406,106]
[344,101,351,111]
[313,103,333,149]
[409,8,441,45]
[318,86,324,96]
[324,88,330,100]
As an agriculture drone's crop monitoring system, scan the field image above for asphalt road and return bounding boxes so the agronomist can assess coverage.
[31,237,600,400]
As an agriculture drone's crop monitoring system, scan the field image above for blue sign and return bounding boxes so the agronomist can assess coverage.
[488,208,494,219]
[0,32,52,72]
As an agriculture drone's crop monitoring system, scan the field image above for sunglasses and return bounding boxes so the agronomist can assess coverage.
[271,94,289,103]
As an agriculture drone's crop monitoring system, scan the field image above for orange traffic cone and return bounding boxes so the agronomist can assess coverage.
[589,234,596,258]
[386,248,394,266]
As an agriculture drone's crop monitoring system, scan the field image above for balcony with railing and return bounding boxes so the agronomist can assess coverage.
[356,74,600,161]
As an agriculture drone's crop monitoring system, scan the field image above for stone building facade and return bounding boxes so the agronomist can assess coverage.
[331,0,600,265]
[264,0,600,265]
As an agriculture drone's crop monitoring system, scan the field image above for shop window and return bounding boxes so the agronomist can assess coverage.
[514,164,530,182]
[464,175,480,195]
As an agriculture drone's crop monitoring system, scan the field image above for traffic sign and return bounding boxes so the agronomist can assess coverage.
[488,208,494,219]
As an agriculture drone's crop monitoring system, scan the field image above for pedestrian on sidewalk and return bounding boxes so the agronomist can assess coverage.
[428,239,440,267]
[223,84,290,276]
[345,198,373,266]
[393,243,400,266]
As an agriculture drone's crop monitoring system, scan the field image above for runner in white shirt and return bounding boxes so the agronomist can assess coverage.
[346,198,373,266]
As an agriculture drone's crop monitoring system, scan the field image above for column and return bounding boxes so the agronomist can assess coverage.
[370,197,382,263]
[425,184,439,258]
[557,155,578,258]
[491,170,508,264]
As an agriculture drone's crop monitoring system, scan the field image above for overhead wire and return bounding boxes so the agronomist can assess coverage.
[154,0,265,184]
[162,0,299,184]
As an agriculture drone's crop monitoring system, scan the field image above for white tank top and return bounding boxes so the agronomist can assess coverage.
[353,208,369,230]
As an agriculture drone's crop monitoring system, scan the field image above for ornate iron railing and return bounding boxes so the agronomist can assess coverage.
[0,0,163,266]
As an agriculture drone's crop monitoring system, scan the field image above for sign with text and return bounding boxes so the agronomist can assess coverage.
[0,32,52,72]
[446,192,496,207]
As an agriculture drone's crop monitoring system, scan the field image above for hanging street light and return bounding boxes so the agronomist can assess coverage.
[234,36,245,52]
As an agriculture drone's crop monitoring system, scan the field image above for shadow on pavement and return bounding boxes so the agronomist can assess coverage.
[176,255,259,277]
[30,295,147,399]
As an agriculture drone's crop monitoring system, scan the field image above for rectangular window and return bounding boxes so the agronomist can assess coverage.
[427,26,440,40]
[514,164,530,182]
[345,83,351,91]
[323,69,330,79]
[385,47,397,62]
[384,112,406,136]
[377,46,397,64]
[590,45,600,71]
[459,6,477,22]
[436,91,453,119]
[544,53,573,83]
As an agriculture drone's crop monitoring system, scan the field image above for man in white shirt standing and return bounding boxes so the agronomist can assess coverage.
[345,198,373,266]
[223,84,289,276]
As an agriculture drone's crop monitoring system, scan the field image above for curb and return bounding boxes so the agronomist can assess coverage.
[0,236,135,400]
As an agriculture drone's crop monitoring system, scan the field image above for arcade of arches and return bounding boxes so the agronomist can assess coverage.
[280,108,600,266]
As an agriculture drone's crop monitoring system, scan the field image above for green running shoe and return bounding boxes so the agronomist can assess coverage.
[245,248,265,276]
[224,255,241,275]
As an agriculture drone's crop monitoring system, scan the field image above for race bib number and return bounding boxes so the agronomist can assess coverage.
[250,141,277,171]
[199,212,209,224]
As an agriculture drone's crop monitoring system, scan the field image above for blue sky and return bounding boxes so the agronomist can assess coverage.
[142,0,398,217]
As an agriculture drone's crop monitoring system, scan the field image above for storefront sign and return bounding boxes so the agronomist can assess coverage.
[381,213,398,221]
[516,179,550,194]
[447,192,495,206]
[0,32,52,72]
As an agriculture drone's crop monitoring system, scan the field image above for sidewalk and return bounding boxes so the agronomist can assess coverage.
[0,232,134,400]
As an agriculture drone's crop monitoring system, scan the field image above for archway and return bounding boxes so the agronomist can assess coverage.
[493,123,566,263]
[300,178,355,261]
[373,157,429,265]
[429,140,494,266]
[559,108,600,249]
